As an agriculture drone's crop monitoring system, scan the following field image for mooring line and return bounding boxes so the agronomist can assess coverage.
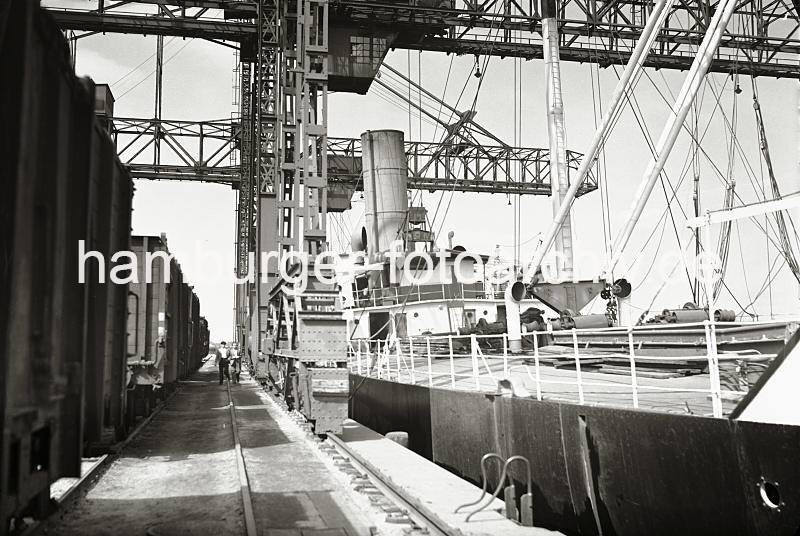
[226,380,258,536]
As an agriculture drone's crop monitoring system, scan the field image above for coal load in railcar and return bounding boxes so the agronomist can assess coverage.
[0,0,132,528]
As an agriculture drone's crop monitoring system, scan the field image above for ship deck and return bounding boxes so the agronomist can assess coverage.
[353,352,747,416]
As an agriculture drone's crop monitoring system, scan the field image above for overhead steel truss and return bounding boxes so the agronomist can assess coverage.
[112,117,240,182]
[46,0,800,78]
[110,117,596,195]
[327,137,596,195]
[350,0,800,78]
[48,9,253,41]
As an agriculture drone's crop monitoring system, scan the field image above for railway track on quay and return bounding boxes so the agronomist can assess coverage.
[41,361,438,536]
[228,369,443,536]
[324,434,450,536]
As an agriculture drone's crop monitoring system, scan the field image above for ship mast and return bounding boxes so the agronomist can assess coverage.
[692,103,701,304]
[524,0,677,284]
[542,0,573,284]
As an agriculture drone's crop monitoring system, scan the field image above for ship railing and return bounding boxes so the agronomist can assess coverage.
[545,318,795,333]
[353,281,509,308]
[348,322,779,418]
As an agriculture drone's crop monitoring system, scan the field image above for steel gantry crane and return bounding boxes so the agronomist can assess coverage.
[247,0,353,433]
[48,0,800,431]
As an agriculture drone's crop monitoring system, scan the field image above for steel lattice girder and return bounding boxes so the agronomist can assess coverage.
[236,62,255,276]
[46,0,800,78]
[49,10,259,41]
[328,137,596,195]
[112,117,596,195]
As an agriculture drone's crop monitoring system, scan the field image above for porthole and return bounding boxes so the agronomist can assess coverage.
[758,478,782,510]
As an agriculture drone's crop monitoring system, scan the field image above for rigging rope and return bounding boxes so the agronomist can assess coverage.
[116,39,191,100]
[608,63,695,293]
[750,77,800,284]
[713,182,736,299]
[712,75,739,299]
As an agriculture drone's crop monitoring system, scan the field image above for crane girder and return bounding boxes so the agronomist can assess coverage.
[110,117,596,195]
[46,0,800,78]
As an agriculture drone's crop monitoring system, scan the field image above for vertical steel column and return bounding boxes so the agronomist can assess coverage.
[524,0,676,282]
[701,218,721,419]
[238,62,254,279]
[294,0,329,254]
[236,61,253,347]
[691,103,701,302]
[542,0,573,282]
[255,0,281,355]
[277,0,296,252]
[154,33,164,167]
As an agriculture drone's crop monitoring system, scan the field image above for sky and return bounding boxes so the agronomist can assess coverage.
[64,6,800,340]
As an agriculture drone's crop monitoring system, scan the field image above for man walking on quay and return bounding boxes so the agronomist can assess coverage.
[215,341,231,385]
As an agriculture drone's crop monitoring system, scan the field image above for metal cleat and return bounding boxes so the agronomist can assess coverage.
[504,484,518,521]
[520,492,534,527]
[503,456,534,527]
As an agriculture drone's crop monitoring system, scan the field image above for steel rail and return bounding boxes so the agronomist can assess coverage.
[327,433,452,536]
[225,380,258,536]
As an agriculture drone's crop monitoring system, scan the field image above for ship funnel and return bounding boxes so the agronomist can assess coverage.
[361,130,409,259]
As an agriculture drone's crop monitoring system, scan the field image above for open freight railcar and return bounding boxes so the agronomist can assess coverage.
[177,282,192,380]
[127,235,208,418]
[0,1,132,529]
[189,294,203,372]
[198,317,210,366]
[185,291,207,377]
[127,235,172,417]
[86,84,132,453]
